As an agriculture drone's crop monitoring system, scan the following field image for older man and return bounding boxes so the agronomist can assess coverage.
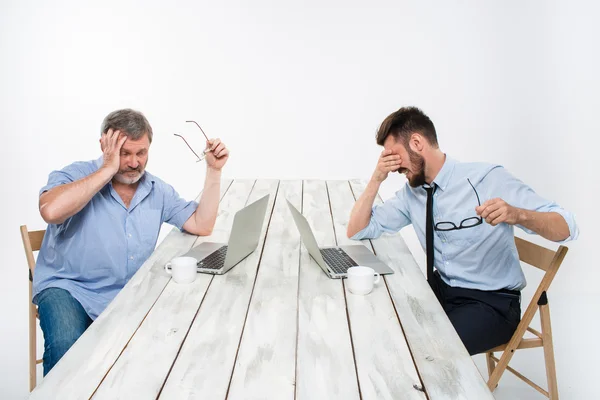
[33,109,229,374]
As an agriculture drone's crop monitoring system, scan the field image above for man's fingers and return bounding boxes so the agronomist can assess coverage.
[210,138,221,151]
[213,144,225,157]
[483,198,502,208]
[109,131,124,151]
[215,148,229,158]
[109,130,120,148]
[117,134,128,149]
[381,154,400,162]
[476,198,500,215]
[485,208,504,225]
[213,142,225,154]
[478,203,500,219]
[489,212,507,226]
[475,201,494,221]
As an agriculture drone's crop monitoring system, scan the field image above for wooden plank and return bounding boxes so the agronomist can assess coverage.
[227,180,302,400]
[29,180,233,400]
[527,326,543,339]
[489,355,549,397]
[295,180,360,400]
[540,303,558,399]
[92,180,256,399]
[514,236,555,271]
[485,353,495,383]
[21,225,42,391]
[489,337,542,352]
[349,179,494,400]
[22,227,45,253]
[158,179,280,399]
[326,180,426,400]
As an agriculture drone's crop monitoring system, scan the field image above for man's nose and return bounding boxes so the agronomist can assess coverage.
[127,157,139,169]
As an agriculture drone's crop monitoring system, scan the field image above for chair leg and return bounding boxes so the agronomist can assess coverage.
[486,352,496,386]
[29,288,37,391]
[540,303,558,399]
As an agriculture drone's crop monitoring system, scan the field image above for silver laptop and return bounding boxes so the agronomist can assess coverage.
[182,195,270,275]
[286,200,394,278]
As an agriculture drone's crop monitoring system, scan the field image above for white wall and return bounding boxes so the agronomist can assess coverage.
[1,1,597,398]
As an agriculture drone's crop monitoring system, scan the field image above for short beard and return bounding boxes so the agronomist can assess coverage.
[114,170,144,185]
[399,149,426,188]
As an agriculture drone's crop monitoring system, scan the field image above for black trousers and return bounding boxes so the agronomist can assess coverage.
[429,271,521,355]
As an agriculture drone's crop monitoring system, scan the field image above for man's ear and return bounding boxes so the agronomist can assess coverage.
[409,133,425,152]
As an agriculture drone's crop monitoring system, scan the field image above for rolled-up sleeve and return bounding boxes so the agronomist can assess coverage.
[39,162,94,196]
[351,186,412,240]
[484,166,579,243]
[160,182,199,231]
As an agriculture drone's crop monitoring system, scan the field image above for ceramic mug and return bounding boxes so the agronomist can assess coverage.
[165,256,198,284]
[346,266,380,295]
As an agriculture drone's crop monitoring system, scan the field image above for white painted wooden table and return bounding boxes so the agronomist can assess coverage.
[30,179,494,400]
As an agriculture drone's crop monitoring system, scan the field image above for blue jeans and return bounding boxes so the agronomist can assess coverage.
[36,287,93,376]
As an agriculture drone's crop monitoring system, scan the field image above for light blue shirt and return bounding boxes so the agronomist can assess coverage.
[352,157,579,291]
[33,158,198,319]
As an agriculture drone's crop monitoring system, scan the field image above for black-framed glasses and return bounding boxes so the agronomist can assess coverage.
[434,178,483,232]
[173,120,210,162]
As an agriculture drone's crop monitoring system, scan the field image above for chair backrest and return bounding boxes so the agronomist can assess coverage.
[514,236,568,295]
[514,237,564,272]
[20,225,45,277]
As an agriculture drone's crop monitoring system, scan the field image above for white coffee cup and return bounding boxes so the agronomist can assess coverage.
[164,256,198,284]
[346,266,380,295]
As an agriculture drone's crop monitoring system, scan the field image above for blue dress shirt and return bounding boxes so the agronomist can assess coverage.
[352,157,579,291]
[33,157,198,319]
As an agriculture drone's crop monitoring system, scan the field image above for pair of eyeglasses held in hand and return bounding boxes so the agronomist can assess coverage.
[174,120,212,162]
[434,178,483,232]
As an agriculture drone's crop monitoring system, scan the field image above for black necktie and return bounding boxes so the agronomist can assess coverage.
[425,184,436,284]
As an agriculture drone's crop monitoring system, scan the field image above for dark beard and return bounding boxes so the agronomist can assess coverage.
[398,149,426,187]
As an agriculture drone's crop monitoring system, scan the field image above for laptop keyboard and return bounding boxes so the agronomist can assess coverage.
[320,248,358,274]
[197,245,228,270]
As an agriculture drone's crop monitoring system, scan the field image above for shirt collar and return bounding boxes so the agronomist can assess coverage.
[138,171,155,190]
[122,172,155,212]
[430,155,456,192]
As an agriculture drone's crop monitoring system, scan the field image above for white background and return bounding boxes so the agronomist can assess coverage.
[1,1,597,398]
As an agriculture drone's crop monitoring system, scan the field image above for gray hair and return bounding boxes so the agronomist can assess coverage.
[100,109,153,143]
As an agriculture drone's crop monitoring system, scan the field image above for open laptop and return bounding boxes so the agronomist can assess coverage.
[286,200,394,278]
[182,194,270,275]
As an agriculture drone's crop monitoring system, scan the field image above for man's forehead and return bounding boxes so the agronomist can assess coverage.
[383,135,405,151]
[121,134,150,151]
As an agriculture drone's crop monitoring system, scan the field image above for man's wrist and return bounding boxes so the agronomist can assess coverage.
[515,207,529,225]
[369,173,384,186]
[97,165,116,182]
[205,167,222,181]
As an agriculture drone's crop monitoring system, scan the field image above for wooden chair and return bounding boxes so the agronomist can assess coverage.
[20,225,46,392]
[486,236,568,400]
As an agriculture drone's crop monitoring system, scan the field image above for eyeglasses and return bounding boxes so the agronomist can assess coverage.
[434,178,483,232]
[174,120,210,162]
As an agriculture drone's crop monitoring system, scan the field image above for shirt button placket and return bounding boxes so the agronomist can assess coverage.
[125,215,133,270]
